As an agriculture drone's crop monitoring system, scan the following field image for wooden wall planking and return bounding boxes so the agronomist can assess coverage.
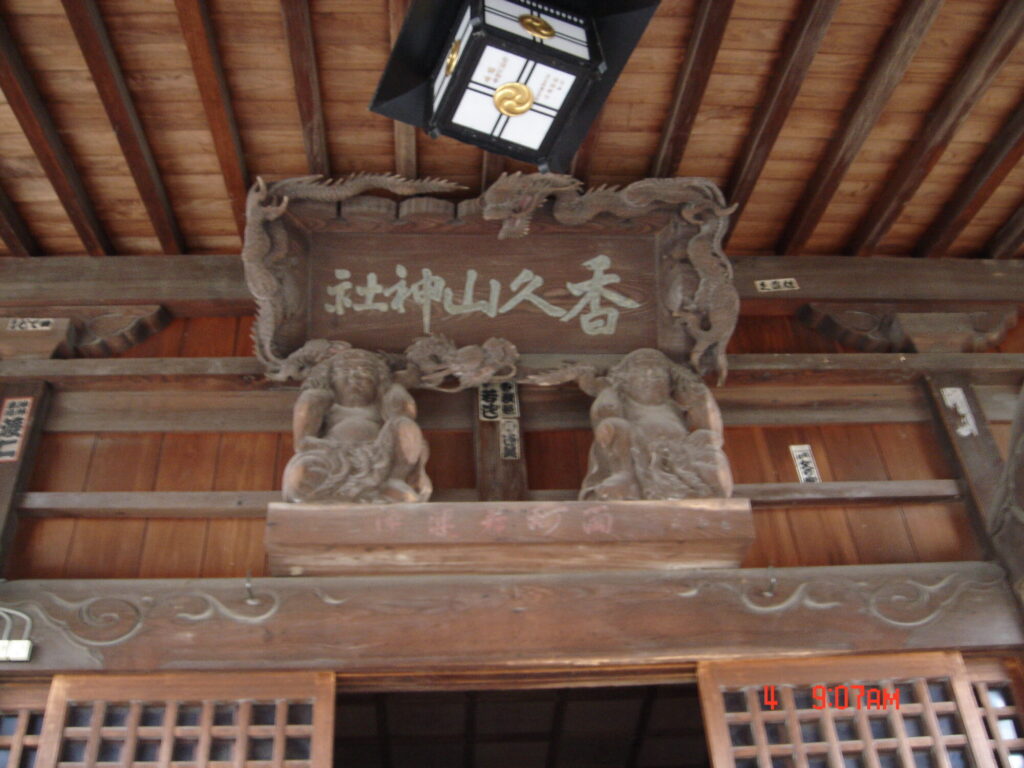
[6,316,991,578]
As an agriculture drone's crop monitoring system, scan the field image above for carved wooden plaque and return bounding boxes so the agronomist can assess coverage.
[309,232,656,352]
[242,173,739,381]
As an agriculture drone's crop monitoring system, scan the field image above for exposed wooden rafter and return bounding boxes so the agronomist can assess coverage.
[776,0,943,255]
[0,181,35,256]
[388,0,417,179]
[280,0,330,176]
[987,203,1024,260]
[723,0,841,240]
[0,16,111,256]
[649,0,735,178]
[60,0,186,255]
[845,0,1024,257]
[915,99,1024,259]
[174,0,249,237]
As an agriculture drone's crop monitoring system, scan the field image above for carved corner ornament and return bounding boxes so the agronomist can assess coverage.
[241,171,739,386]
[528,348,733,502]
[800,303,1018,353]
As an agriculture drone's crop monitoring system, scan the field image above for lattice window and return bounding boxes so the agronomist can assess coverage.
[699,653,996,768]
[34,671,334,768]
[0,683,49,768]
[966,658,1024,768]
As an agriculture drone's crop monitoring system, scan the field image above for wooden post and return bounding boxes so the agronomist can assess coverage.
[0,381,49,569]
[987,383,1024,600]
[473,380,528,501]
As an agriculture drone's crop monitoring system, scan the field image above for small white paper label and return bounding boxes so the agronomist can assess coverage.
[6,318,54,331]
[479,383,500,421]
[0,397,33,463]
[755,278,800,293]
[499,419,521,460]
[789,444,821,483]
[940,387,979,437]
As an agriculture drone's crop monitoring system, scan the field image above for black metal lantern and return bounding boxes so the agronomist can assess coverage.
[371,0,659,172]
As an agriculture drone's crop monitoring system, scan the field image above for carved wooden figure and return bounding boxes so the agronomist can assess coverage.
[533,349,733,501]
[281,344,431,504]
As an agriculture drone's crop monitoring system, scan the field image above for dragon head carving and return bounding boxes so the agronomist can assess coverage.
[480,172,581,239]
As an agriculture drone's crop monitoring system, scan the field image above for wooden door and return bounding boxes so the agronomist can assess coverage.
[32,671,334,768]
[699,653,1000,768]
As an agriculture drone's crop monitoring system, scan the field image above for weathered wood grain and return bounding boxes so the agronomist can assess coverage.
[266,498,755,575]
[650,0,736,177]
[5,353,1024,392]
[0,16,112,256]
[987,203,1024,261]
[38,383,1020,433]
[3,252,1022,319]
[0,381,48,571]
[0,182,36,257]
[280,0,329,176]
[775,0,943,255]
[723,0,841,237]
[60,0,185,255]
[387,0,416,179]
[1,561,1017,676]
[916,99,1024,259]
[14,480,962,520]
[174,0,249,236]
[845,0,1024,256]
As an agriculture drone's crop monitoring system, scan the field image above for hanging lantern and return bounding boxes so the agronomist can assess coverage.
[371,0,659,172]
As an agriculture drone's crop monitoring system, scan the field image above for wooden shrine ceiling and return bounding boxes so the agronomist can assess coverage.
[0,0,1022,261]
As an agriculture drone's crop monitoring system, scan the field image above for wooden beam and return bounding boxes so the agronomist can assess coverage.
[280,0,329,176]
[0,381,48,570]
[569,110,603,187]
[0,182,35,256]
[649,0,735,177]
[846,0,1024,257]
[988,384,1024,600]
[2,561,1018,675]
[776,0,944,255]
[16,480,962,519]
[0,16,111,256]
[0,255,251,317]
[3,253,1022,319]
[916,99,1024,259]
[986,202,1024,260]
[60,0,186,255]
[37,383,1019,433]
[174,0,249,236]
[723,0,841,238]
[388,0,416,179]
[924,373,1002,552]
[2,353,1024,393]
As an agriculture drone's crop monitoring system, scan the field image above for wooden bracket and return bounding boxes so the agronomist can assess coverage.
[800,303,1018,352]
[0,305,168,359]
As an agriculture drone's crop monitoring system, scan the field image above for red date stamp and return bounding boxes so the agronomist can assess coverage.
[762,685,900,710]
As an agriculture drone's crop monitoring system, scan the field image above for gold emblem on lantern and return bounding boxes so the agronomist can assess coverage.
[444,39,461,76]
[518,13,555,39]
[493,82,534,116]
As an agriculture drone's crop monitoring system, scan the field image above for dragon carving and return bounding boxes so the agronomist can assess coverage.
[242,174,463,376]
[480,171,739,383]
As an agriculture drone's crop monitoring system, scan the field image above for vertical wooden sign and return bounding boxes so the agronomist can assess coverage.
[475,381,528,501]
[0,382,49,570]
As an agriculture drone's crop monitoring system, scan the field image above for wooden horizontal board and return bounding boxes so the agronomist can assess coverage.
[2,561,1017,676]
[15,480,963,519]
[2,254,1021,319]
[3,353,1023,391]
[266,499,755,575]
[40,384,1019,433]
